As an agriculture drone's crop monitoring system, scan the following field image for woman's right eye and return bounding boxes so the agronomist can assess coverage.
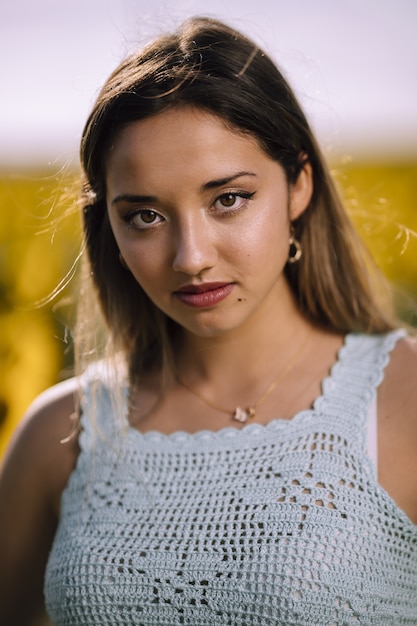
[124,209,164,230]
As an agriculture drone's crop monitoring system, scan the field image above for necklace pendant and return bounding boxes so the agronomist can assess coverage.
[233,406,256,423]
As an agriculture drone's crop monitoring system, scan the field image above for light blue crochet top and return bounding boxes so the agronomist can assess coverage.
[45,331,417,625]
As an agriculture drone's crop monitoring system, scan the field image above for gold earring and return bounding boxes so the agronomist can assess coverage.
[288,233,302,264]
[119,252,129,270]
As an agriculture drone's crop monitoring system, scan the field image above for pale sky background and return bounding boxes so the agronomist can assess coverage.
[1,0,416,166]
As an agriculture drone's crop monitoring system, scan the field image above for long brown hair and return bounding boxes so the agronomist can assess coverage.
[78,16,395,382]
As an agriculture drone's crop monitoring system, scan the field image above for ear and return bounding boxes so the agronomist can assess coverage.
[288,159,313,221]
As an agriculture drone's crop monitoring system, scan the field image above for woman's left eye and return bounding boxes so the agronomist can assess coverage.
[213,192,255,213]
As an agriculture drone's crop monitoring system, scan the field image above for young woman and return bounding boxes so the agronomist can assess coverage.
[1,16,417,626]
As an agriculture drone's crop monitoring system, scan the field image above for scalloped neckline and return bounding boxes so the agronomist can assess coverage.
[122,330,405,444]
[123,332,355,443]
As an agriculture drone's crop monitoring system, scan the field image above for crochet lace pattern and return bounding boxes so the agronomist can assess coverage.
[45,331,417,625]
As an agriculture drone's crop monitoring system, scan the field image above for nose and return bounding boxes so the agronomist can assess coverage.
[172,217,218,276]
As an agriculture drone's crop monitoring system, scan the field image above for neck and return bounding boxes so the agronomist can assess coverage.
[175,285,313,392]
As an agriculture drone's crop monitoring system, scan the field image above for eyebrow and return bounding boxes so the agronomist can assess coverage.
[111,193,157,206]
[111,171,257,205]
[201,171,257,191]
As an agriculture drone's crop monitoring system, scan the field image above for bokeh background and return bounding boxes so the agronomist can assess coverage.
[1,0,416,455]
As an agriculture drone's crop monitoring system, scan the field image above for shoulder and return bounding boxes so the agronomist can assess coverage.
[380,332,417,408]
[0,379,81,624]
[378,331,417,444]
[377,332,417,522]
[1,377,81,514]
[10,376,80,456]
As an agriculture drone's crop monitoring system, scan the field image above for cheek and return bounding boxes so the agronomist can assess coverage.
[109,224,169,285]
[127,250,165,286]
[231,202,290,256]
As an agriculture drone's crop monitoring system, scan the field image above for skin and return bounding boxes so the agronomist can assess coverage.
[106,107,311,341]
[1,105,417,624]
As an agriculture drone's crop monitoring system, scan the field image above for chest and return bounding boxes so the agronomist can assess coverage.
[45,425,417,625]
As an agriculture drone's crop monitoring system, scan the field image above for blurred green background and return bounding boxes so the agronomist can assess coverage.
[0,158,416,455]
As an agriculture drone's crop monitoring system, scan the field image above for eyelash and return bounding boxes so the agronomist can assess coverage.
[123,209,163,231]
[212,191,255,215]
[122,191,256,231]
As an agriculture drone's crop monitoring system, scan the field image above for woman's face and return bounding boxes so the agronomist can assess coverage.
[106,106,312,338]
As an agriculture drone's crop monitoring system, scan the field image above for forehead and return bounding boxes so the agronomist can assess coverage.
[105,106,273,187]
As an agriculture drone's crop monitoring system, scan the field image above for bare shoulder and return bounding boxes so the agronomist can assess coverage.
[17,376,81,445]
[379,333,417,413]
[377,333,417,523]
[1,377,81,512]
[0,378,81,624]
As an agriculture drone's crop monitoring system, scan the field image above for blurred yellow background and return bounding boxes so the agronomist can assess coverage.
[0,170,81,455]
[0,158,417,456]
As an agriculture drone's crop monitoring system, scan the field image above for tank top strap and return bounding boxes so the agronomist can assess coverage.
[317,329,406,450]
[78,360,129,450]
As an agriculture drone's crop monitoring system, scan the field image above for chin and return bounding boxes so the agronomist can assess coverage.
[178,314,246,339]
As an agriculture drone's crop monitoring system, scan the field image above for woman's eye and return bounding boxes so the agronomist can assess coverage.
[139,210,159,224]
[126,209,164,230]
[219,193,239,208]
[213,192,254,213]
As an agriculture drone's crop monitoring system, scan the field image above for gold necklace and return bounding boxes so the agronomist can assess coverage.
[176,331,312,423]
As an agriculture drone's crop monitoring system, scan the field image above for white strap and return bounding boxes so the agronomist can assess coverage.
[366,396,378,473]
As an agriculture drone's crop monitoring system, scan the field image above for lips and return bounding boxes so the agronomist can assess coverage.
[173,282,234,308]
